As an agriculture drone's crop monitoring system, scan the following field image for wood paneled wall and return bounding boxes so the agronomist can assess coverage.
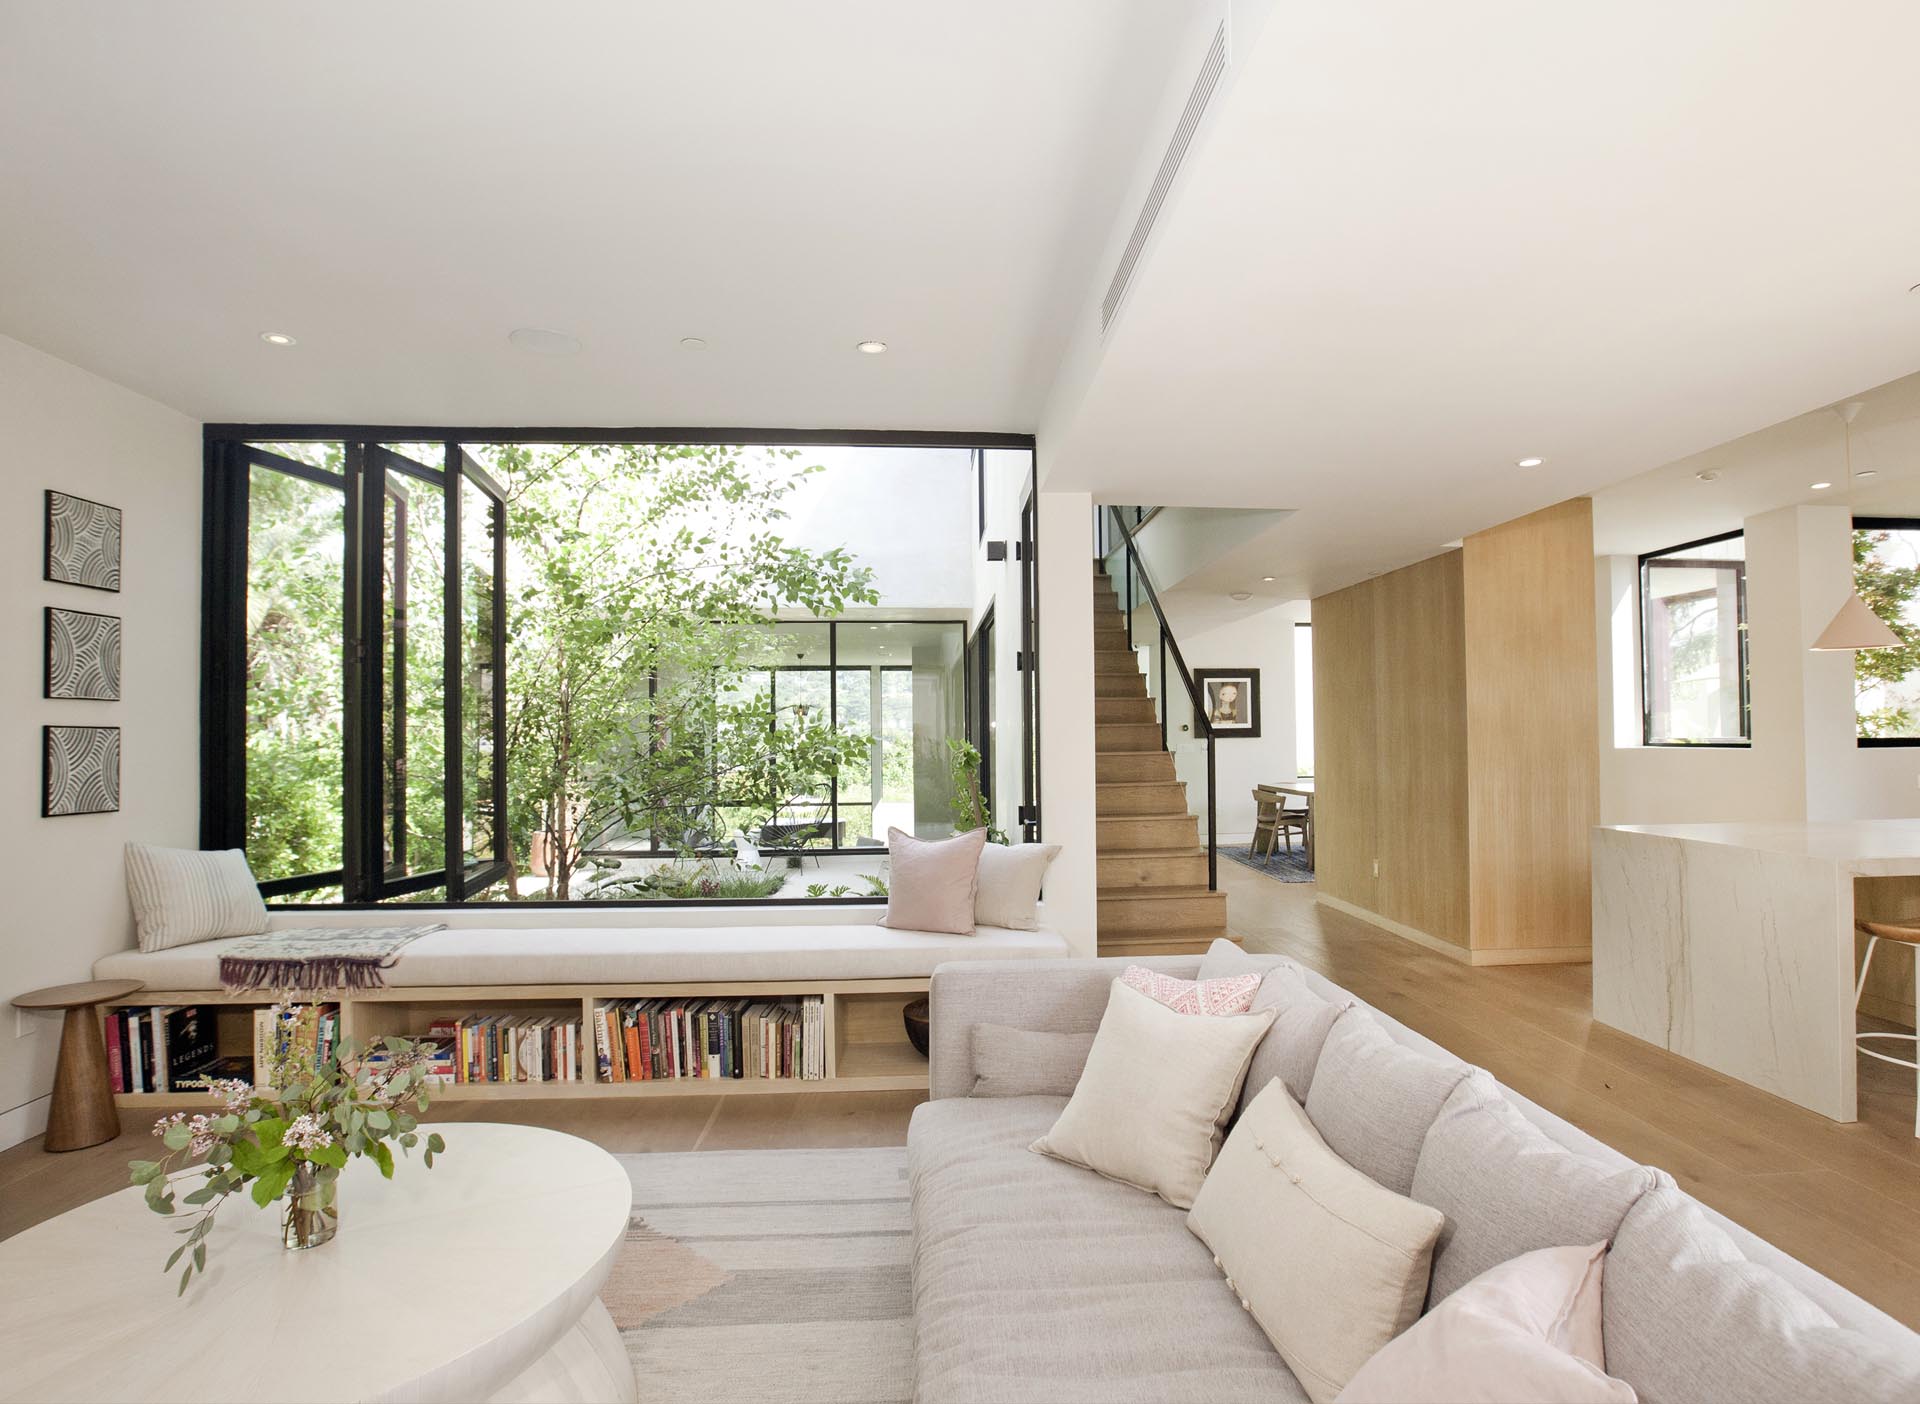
[1312,497,1598,964]
[1313,552,1470,949]
[1463,498,1600,958]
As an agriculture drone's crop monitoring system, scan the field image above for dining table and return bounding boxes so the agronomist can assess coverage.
[1265,777,1315,869]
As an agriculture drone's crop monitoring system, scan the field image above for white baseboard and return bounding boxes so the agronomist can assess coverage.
[0,1094,50,1152]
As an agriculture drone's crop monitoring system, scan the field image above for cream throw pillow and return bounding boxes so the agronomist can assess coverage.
[974,841,1059,929]
[878,827,985,934]
[124,844,270,953]
[1031,979,1272,1208]
[1187,1080,1446,1404]
[1336,1243,1636,1403]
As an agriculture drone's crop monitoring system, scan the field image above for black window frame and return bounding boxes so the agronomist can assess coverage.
[1638,530,1751,748]
[1852,516,1920,748]
[201,424,1034,908]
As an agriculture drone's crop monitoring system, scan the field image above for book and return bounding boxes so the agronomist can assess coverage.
[128,1010,146,1095]
[165,1007,219,1089]
[106,1010,125,1093]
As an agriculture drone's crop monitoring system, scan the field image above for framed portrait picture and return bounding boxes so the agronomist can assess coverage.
[43,725,121,817]
[44,490,123,592]
[1195,668,1261,738]
[45,606,122,700]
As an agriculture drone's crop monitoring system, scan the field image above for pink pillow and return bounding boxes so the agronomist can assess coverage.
[1120,964,1260,1016]
[1336,1243,1636,1404]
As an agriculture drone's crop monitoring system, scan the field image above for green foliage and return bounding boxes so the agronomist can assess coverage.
[947,739,1009,844]
[131,1007,444,1294]
[491,444,879,898]
[243,458,347,883]
[596,861,786,901]
[1854,529,1920,738]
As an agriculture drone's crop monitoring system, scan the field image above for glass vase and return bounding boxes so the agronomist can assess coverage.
[281,1161,338,1251]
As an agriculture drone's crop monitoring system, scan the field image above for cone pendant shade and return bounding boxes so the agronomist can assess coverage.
[1810,592,1902,651]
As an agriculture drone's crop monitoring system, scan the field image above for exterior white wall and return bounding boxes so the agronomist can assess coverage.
[1036,489,1098,957]
[1597,503,1920,827]
[0,334,202,1149]
[974,450,1033,833]
[778,445,973,609]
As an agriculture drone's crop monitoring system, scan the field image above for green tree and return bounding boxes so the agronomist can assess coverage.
[491,444,879,899]
[1854,529,1920,738]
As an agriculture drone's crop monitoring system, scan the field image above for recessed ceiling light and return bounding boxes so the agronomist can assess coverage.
[856,340,888,355]
[1261,576,1276,583]
[509,327,583,355]
[260,331,296,346]
[679,337,707,350]
[1517,456,1544,469]
[1695,469,1721,482]
[1810,481,1833,490]
[868,625,879,630]
[1230,591,1253,602]
[1858,469,1879,479]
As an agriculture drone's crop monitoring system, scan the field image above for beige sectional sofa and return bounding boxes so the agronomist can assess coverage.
[908,945,1920,1404]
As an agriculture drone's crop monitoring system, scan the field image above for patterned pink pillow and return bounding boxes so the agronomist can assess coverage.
[1121,965,1261,1016]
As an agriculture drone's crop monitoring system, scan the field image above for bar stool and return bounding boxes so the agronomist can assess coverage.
[1854,918,1920,1137]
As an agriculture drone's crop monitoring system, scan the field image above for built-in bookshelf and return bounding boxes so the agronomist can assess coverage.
[103,978,930,1107]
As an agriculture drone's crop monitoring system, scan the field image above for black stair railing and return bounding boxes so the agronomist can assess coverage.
[1096,505,1218,891]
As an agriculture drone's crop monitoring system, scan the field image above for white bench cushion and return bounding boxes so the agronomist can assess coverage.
[92,922,1070,989]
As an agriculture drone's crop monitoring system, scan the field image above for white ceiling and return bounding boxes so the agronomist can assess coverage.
[0,1,1199,428]
[1045,1,1920,601]
[1591,367,1920,557]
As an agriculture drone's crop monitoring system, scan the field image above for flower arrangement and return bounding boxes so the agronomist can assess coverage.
[129,1001,445,1294]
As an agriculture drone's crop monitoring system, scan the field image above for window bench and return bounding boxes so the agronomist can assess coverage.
[91,918,1070,1107]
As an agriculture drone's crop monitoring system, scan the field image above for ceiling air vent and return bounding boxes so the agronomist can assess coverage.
[1100,20,1227,334]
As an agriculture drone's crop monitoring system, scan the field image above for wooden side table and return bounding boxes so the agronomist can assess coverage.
[11,979,143,1152]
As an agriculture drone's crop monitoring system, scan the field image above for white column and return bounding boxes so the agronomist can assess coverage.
[1037,490,1098,958]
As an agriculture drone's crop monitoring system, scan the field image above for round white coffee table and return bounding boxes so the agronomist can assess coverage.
[0,1123,637,1403]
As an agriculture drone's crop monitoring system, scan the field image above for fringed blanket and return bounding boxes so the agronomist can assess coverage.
[219,925,445,991]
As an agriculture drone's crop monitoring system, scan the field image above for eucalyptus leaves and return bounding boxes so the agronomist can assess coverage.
[129,1001,446,1294]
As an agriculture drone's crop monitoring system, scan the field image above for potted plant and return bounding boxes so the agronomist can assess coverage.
[129,1001,444,1294]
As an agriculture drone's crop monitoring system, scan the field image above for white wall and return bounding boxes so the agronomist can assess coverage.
[0,334,201,1149]
[777,445,973,610]
[1157,598,1299,840]
[1597,503,1920,827]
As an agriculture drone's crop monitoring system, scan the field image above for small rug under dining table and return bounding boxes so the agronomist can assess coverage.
[1222,843,1315,883]
[608,1146,912,1404]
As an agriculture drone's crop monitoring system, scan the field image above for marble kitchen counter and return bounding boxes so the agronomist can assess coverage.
[1593,819,1920,1122]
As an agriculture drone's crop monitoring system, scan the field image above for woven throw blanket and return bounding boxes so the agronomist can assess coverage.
[219,925,445,991]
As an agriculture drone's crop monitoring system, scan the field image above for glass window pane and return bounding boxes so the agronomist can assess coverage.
[381,463,446,878]
[244,460,345,884]
[1854,524,1920,740]
[836,622,965,840]
[1642,535,1747,744]
[461,476,501,871]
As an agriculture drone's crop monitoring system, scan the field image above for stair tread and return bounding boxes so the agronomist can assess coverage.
[1099,846,1206,856]
[1096,780,1184,789]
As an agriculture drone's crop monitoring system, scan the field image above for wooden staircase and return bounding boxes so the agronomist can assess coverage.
[1093,566,1233,957]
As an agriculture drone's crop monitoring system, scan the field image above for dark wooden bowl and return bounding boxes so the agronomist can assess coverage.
[903,996,930,1059]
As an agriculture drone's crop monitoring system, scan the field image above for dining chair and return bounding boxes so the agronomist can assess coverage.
[1251,786,1309,858]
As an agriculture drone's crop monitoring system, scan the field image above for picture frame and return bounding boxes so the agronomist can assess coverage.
[44,489,123,592]
[44,605,122,701]
[43,725,121,817]
[1194,668,1261,738]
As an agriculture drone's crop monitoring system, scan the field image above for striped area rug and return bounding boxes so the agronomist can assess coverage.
[609,1148,912,1404]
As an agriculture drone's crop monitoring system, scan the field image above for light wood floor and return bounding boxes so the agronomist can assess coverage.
[1221,864,1920,1329]
[6,870,1919,1327]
